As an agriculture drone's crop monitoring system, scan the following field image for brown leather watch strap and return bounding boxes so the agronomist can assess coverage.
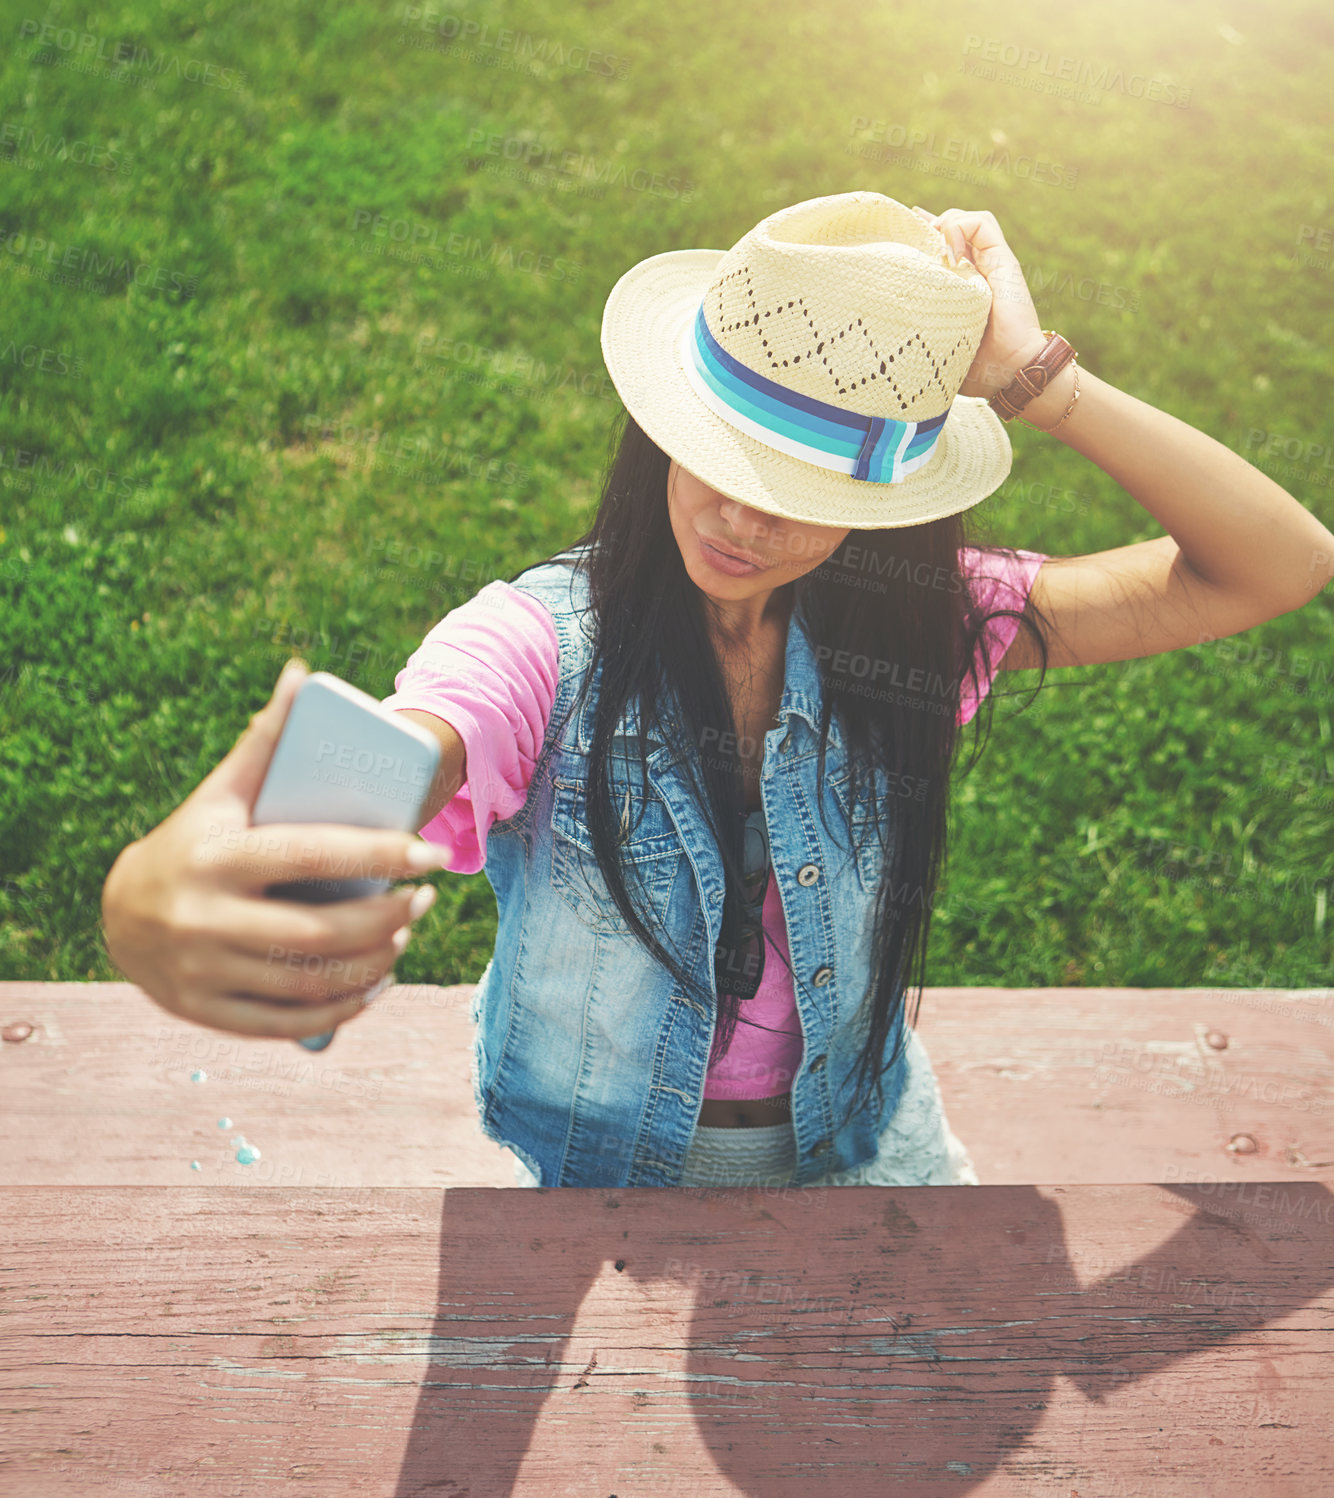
[988,332,1077,422]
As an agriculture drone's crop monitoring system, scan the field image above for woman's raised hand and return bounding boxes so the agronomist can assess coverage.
[100,658,447,1041]
[910,204,1047,400]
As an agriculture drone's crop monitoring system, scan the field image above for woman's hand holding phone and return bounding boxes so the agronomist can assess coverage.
[100,659,450,1042]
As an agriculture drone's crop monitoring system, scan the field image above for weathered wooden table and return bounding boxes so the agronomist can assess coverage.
[3,981,1332,1495]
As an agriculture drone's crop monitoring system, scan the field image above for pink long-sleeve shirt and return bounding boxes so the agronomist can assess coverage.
[380,547,1047,1099]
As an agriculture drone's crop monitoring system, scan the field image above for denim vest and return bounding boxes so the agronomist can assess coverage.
[467,547,909,1187]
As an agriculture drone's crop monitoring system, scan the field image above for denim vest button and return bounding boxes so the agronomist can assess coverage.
[812,966,833,986]
[809,1053,827,1073]
[812,1139,831,1156]
[797,863,820,886]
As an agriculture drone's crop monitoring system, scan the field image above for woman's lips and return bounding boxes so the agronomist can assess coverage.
[699,536,767,575]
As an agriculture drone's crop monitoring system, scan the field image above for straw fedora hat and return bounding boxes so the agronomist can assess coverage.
[599,190,1013,530]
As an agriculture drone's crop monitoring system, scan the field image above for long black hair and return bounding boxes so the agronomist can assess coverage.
[508,407,1053,1136]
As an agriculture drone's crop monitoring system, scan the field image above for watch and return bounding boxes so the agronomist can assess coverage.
[988,331,1077,423]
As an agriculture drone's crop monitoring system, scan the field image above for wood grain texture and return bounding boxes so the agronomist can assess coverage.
[914,983,1334,1187]
[0,980,512,1189]
[1,983,1331,1188]
[3,1183,1332,1495]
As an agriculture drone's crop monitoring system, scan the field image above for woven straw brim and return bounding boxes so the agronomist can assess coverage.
[601,248,1014,530]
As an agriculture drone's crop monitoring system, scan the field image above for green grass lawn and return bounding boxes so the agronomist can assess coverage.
[2,0,1331,993]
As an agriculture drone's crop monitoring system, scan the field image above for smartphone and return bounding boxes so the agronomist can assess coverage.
[251,670,442,1050]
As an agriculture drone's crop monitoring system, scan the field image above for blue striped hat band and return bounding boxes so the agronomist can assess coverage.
[679,303,951,485]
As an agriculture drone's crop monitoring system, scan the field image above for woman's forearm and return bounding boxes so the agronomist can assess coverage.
[1019,355,1334,609]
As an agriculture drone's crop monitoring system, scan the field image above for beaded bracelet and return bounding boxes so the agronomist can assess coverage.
[1022,359,1081,434]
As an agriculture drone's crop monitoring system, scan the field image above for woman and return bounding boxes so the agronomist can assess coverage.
[101,193,1334,1191]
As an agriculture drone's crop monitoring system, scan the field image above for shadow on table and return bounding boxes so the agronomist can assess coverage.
[392,1180,1332,1495]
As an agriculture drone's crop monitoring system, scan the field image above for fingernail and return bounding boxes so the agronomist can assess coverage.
[407,841,449,872]
[408,884,438,920]
[362,972,392,1007]
[392,926,410,954]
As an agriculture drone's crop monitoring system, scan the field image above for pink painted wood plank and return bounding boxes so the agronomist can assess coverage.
[0,980,517,1188]
[913,984,1334,1187]
[3,1183,1331,1495]
[2,983,1331,1188]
